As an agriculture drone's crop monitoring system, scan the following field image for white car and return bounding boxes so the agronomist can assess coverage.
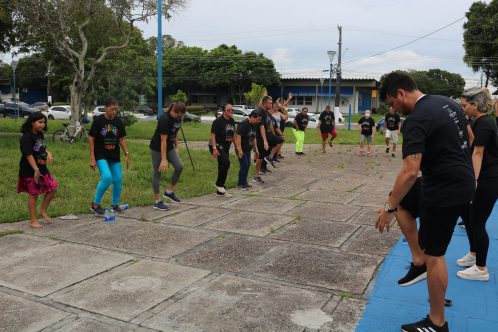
[286,108,301,117]
[46,105,72,120]
[233,105,254,112]
[92,106,106,117]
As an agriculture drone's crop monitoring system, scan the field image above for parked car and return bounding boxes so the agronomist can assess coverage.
[285,114,318,129]
[286,108,301,117]
[92,106,105,117]
[233,105,254,113]
[375,117,406,133]
[135,105,154,115]
[216,108,251,123]
[46,105,72,120]
[31,102,49,111]
[183,111,200,122]
[0,102,37,118]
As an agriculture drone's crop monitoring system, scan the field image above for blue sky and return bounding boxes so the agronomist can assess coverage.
[137,0,495,89]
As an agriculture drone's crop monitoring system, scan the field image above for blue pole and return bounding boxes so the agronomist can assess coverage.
[157,0,163,118]
[348,103,352,131]
[327,64,332,106]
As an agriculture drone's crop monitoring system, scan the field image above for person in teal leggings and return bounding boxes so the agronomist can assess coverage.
[89,97,129,215]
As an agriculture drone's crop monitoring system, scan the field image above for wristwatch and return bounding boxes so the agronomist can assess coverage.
[384,201,397,213]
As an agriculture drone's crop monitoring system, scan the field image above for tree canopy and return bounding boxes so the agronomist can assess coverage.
[463,0,498,87]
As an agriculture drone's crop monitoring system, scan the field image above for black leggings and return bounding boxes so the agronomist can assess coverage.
[209,145,230,187]
[466,176,498,267]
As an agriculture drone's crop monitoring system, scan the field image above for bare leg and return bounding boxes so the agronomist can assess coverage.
[395,207,424,266]
[425,254,448,327]
[28,194,42,228]
[322,139,326,152]
[393,143,397,153]
[255,159,262,176]
[166,183,176,192]
[39,190,56,223]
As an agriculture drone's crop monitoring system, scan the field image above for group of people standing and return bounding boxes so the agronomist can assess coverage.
[375,71,498,332]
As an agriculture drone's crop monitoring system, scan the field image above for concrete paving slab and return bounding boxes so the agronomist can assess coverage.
[296,189,360,204]
[181,193,245,207]
[0,292,70,332]
[254,184,308,198]
[160,206,232,227]
[177,235,283,273]
[206,211,294,237]
[0,234,58,262]
[308,178,370,192]
[270,219,359,248]
[322,297,367,332]
[142,275,332,332]
[53,260,210,321]
[53,318,132,332]
[288,201,360,221]
[351,193,387,207]
[220,196,303,214]
[20,214,101,237]
[0,243,132,296]
[350,207,377,226]
[255,244,382,293]
[59,221,218,259]
[346,226,402,256]
[120,204,193,221]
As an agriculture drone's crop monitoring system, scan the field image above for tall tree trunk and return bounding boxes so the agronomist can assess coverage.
[69,75,83,128]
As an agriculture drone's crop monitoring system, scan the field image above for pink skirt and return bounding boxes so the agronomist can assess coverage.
[18,173,58,195]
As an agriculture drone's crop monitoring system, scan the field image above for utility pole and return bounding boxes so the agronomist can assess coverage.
[334,25,342,109]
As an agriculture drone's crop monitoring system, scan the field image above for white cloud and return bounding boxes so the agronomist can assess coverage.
[271,48,293,69]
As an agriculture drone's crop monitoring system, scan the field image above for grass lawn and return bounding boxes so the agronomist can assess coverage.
[0,135,253,223]
[0,117,400,145]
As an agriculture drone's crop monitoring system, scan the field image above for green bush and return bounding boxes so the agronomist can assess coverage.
[186,105,205,115]
[120,112,138,127]
[377,103,390,115]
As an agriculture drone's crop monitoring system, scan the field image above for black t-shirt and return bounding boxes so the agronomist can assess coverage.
[358,117,375,135]
[402,95,474,207]
[237,119,258,152]
[256,108,269,137]
[319,111,335,132]
[294,113,309,131]
[385,113,401,131]
[471,115,498,180]
[89,115,126,162]
[210,115,235,151]
[19,132,49,177]
[150,112,182,152]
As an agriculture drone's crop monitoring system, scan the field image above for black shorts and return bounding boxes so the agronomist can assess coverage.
[419,203,468,257]
[256,133,283,159]
[398,177,422,219]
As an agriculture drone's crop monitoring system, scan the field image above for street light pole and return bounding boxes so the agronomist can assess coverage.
[327,51,336,107]
[157,0,163,118]
[334,26,343,108]
[11,60,18,119]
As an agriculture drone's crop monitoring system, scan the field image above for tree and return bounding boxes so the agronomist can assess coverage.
[463,0,498,87]
[11,0,187,124]
[170,90,188,104]
[244,83,266,107]
[380,69,466,98]
[0,0,16,53]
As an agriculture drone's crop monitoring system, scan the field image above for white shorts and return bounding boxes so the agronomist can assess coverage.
[385,129,399,144]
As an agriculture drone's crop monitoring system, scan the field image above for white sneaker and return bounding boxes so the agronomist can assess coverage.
[457,252,476,267]
[216,192,232,198]
[457,264,489,281]
[215,185,226,194]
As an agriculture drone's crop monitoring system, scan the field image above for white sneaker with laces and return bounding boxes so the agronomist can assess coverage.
[456,252,476,267]
[457,264,489,281]
[215,185,226,194]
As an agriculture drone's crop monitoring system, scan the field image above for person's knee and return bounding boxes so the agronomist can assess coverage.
[101,173,113,186]
[175,162,184,173]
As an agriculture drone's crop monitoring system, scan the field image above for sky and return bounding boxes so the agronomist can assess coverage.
[136,0,495,90]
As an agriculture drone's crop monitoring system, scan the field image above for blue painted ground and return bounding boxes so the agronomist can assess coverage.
[356,204,498,332]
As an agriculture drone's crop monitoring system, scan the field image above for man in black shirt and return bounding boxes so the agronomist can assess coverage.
[384,107,401,157]
[318,105,336,153]
[234,110,262,189]
[357,110,375,156]
[210,104,236,196]
[376,71,474,332]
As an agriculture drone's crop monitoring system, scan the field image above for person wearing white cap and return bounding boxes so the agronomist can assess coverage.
[357,110,375,156]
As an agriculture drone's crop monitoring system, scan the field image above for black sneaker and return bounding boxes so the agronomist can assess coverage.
[112,205,124,213]
[398,263,427,287]
[458,220,466,229]
[264,156,276,168]
[163,191,181,203]
[153,201,169,210]
[386,147,390,153]
[261,167,272,173]
[274,158,281,163]
[91,202,105,215]
[242,183,252,189]
[237,184,249,191]
[401,315,448,332]
[392,153,395,158]
[253,176,264,184]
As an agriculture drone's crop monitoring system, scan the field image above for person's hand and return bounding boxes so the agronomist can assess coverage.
[212,149,219,159]
[125,153,130,169]
[34,168,41,183]
[90,159,96,171]
[263,89,268,97]
[288,92,293,100]
[264,141,269,151]
[237,150,243,159]
[159,159,168,173]
[375,208,394,234]
[47,152,54,165]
